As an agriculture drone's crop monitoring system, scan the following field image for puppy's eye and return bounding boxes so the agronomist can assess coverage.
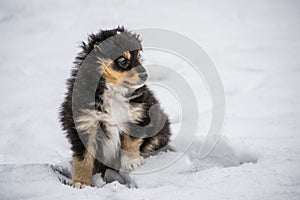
[117,57,130,69]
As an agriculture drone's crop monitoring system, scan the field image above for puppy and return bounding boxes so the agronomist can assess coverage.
[59,27,171,188]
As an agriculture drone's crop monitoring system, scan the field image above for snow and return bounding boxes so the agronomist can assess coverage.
[0,0,300,199]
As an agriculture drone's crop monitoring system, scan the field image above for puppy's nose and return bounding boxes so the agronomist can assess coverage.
[136,66,148,81]
[139,73,148,81]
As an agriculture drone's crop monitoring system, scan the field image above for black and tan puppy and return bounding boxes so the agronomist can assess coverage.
[59,27,171,188]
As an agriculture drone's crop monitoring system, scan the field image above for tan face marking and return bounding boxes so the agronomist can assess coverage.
[98,58,125,85]
[123,51,131,60]
[103,66,126,85]
[123,68,142,85]
[103,67,143,87]
[98,55,145,88]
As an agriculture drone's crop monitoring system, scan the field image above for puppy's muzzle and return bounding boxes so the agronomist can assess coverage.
[136,66,148,82]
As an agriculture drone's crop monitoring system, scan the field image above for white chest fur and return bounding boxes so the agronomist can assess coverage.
[99,86,129,165]
[75,84,144,167]
[102,88,130,126]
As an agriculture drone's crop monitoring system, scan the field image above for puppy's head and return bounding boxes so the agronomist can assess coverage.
[100,49,147,89]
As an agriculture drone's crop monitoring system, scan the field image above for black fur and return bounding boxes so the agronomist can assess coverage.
[59,27,171,173]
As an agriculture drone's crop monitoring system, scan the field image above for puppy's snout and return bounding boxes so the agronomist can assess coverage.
[139,72,148,81]
[136,66,148,81]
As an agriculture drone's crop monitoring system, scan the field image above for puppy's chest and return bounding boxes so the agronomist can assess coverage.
[100,90,144,132]
[92,89,144,165]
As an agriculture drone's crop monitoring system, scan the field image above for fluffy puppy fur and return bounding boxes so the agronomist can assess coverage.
[59,27,171,188]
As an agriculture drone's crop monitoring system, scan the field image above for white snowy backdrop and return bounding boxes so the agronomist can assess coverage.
[0,0,299,199]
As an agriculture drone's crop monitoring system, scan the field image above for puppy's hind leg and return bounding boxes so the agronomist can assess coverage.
[72,110,100,188]
[72,132,97,188]
[72,152,95,188]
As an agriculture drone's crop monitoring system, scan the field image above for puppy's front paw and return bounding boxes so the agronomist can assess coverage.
[72,180,90,189]
[72,182,85,189]
[121,153,145,171]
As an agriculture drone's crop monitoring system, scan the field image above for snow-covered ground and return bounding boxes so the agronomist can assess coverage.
[0,0,300,199]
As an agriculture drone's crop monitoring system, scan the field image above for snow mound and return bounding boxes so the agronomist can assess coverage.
[0,136,257,199]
